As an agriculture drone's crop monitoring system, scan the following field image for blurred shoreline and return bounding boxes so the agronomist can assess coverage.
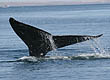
[0,1,109,8]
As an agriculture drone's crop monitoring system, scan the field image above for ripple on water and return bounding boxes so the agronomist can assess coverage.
[16,53,110,62]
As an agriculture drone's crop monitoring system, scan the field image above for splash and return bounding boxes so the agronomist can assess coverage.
[79,37,110,59]
[46,35,58,56]
[48,35,57,50]
[18,56,38,62]
[89,38,106,54]
[78,53,110,59]
[18,54,110,62]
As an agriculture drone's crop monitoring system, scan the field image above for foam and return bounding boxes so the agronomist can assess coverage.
[17,53,110,62]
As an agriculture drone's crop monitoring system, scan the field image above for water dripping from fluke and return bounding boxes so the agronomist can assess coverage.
[86,38,110,57]
[47,35,59,56]
[47,35,57,51]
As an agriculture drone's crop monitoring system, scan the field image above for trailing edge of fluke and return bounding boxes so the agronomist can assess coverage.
[9,17,103,57]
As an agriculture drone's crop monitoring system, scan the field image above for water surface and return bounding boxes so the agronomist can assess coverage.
[0,4,110,80]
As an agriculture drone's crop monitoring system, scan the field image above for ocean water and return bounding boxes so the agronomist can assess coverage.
[0,4,110,80]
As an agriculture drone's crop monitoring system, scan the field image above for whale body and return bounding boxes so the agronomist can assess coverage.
[9,18,103,57]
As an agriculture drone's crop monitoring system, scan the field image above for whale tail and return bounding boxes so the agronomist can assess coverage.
[9,18,103,57]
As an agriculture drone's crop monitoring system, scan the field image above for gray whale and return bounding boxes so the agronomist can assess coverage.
[9,18,103,57]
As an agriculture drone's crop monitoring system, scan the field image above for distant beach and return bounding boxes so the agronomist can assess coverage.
[0,1,109,7]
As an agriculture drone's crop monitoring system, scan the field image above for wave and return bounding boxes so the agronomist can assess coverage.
[0,53,110,63]
[17,53,110,62]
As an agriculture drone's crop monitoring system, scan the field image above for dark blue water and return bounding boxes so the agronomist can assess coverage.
[0,4,110,80]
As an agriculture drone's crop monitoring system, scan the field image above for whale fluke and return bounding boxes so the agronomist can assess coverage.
[53,34,103,48]
[9,18,103,57]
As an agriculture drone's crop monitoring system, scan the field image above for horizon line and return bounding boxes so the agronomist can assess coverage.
[0,1,109,7]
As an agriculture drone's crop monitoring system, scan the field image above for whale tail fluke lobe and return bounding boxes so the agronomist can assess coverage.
[9,18,103,57]
[9,18,53,57]
[53,34,103,48]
